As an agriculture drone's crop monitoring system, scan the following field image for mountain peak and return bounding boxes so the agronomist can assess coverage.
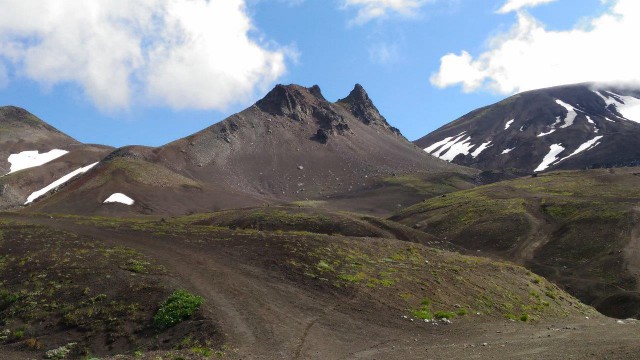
[337,84,400,136]
[415,82,640,173]
[0,106,77,143]
[341,83,369,104]
[255,84,327,121]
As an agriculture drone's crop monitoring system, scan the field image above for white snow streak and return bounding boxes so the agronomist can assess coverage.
[431,132,468,158]
[501,148,515,154]
[103,193,135,206]
[614,94,640,123]
[25,162,98,205]
[534,144,565,172]
[555,100,578,129]
[595,90,618,107]
[505,119,515,130]
[471,141,492,158]
[439,136,475,161]
[6,149,68,174]
[557,136,603,163]
[424,134,457,153]
[586,115,599,133]
[595,91,640,123]
[537,129,556,137]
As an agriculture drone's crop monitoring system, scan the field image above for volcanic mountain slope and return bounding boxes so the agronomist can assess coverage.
[415,83,640,173]
[0,106,113,208]
[27,84,476,216]
[392,167,640,319]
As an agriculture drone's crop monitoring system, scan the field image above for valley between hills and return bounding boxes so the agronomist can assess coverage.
[1,83,640,359]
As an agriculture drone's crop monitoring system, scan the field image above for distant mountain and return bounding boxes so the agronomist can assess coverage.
[0,106,113,208]
[415,83,640,173]
[26,84,475,215]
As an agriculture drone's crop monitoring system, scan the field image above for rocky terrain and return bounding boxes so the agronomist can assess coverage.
[415,83,640,174]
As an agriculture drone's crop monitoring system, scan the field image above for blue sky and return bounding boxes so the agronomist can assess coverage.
[0,0,634,147]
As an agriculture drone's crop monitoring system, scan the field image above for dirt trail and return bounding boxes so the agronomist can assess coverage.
[24,217,413,359]
[624,207,640,290]
[511,206,553,262]
[6,215,640,359]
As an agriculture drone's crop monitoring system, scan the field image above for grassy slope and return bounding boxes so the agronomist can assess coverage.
[60,209,594,322]
[392,167,640,318]
[0,219,219,359]
[0,206,598,358]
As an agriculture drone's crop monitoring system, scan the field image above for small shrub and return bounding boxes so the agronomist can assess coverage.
[545,290,557,300]
[520,313,530,322]
[126,260,148,273]
[434,311,456,320]
[316,260,333,273]
[45,342,77,359]
[191,346,212,357]
[153,290,204,329]
[411,298,433,320]
[457,308,468,316]
[24,337,43,350]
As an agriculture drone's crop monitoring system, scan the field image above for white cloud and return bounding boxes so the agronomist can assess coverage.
[368,42,400,65]
[343,0,430,24]
[431,0,640,94]
[497,0,557,14]
[0,0,288,111]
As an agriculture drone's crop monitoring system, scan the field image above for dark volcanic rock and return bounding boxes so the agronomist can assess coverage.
[415,83,640,173]
[337,84,403,139]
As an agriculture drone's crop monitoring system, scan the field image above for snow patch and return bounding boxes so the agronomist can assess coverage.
[613,94,640,123]
[595,91,618,107]
[504,119,514,130]
[585,116,599,133]
[501,148,515,154]
[595,91,640,123]
[557,136,603,163]
[431,132,467,158]
[537,129,556,137]
[6,149,68,175]
[534,144,565,172]
[425,132,465,155]
[555,100,578,129]
[103,193,135,206]
[537,115,563,137]
[439,136,475,162]
[471,141,492,158]
[25,162,98,205]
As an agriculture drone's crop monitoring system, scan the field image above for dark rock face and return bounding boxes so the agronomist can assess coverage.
[337,84,404,138]
[312,129,329,144]
[415,83,640,173]
[256,84,318,121]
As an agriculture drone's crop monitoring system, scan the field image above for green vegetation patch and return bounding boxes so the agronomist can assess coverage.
[153,290,204,329]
